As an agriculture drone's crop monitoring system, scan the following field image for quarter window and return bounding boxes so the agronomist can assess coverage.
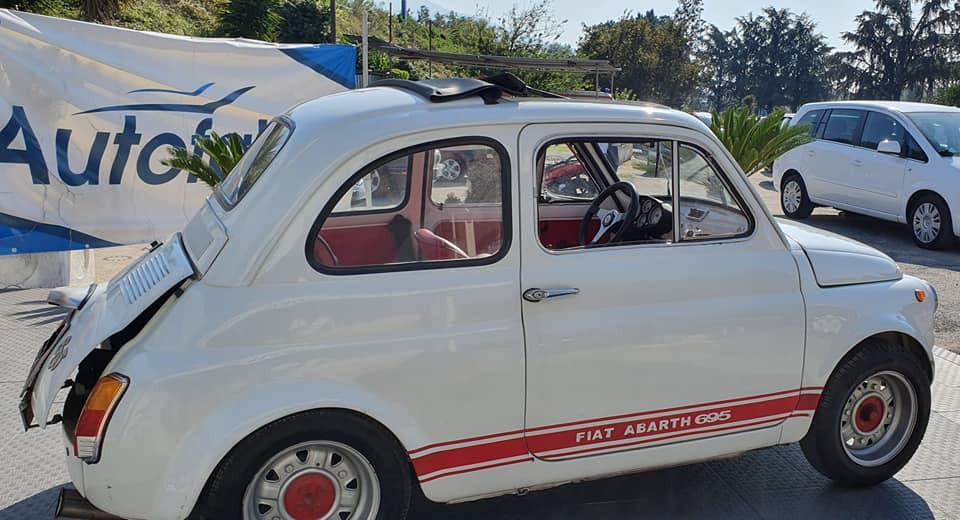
[860,112,904,151]
[216,120,292,208]
[905,133,929,162]
[309,140,509,271]
[795,110,824,136]
[676,145,750,240]
[822,109,865,145]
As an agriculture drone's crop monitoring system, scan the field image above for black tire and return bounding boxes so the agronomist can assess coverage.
[780,173,814,219]
[909,193,956,250]
[801,340,930,487]
[191,410,413,520]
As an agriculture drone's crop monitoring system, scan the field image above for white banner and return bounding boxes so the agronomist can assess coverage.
[0,9,355,254]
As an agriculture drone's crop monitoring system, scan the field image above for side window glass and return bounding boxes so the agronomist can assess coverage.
[312,142,508,270]
[822,109,865,145]
[332,156,409,213]
[540,144,599,201]
[905,133,929,162]
[795,110,823,136]
[677,145,750,240]
[860,112,903,150]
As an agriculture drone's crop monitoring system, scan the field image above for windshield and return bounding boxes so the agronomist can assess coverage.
[907,112,960,157]
[216,120,292,208]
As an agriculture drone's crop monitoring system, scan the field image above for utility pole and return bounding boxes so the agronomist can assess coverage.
[389,2,393,42]
[362,11,369,87]
[428,19,433,79]
[329,0,337,43]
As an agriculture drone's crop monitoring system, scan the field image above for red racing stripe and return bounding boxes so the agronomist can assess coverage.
[412,437,528,477]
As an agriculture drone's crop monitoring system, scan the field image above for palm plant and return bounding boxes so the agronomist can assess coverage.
[162,132,247,188]
[709,104,812,175]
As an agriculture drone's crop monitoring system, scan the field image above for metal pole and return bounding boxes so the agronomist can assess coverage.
[595,69,599,95]
[611,71,615,99]
[389,2,393,43]
[428,20,433,79]
[330,0,337,43]
[362,11,369,87]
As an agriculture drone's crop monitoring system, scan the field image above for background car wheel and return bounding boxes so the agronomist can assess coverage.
[436,156,466,182]
[910,194,955,250]
[192,410,413,520]
[800,339,930,487]
[780,174,814,219]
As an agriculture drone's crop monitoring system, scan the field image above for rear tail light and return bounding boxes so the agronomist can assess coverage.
[74,373,128,462]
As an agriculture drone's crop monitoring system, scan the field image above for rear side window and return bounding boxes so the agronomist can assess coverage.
[860,112,904,150]
[795,110,823,136]
[216,120,292,208]
[822,110,865,145]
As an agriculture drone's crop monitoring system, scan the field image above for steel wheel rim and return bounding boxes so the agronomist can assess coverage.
[840,370,917,467]
[783,180,802,213]
[913,202,941,243]
[243,440,380,520]
[368,171,382,194]
[438,158,461,181]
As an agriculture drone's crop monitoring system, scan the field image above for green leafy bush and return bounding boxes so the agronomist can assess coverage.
[710,104,813,175]
[277,0,329,43]
[219,0,282,41]
[161,132,247,188]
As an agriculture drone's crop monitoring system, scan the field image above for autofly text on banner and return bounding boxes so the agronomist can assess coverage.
[0,9,355,255]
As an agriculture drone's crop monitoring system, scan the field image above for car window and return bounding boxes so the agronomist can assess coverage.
[310,141,509,271]
[860,112,904,150]
[539,144,599,202]
[905,133,929,163]
[907,111,960,157]
[676,144,751,240]
[822,109,865,145]
[795,110,823,136]
[331,156,410,213]
[216,120,292,208]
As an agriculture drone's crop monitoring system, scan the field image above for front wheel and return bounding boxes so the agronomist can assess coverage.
[193,411,412,520]
[910,194,955,250]
[801,340,930,486]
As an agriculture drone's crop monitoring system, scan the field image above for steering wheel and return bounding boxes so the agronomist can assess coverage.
[578,181,641,247]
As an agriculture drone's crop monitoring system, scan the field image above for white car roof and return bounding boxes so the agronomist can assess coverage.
[798,100,960,114]
[285,86,711,139]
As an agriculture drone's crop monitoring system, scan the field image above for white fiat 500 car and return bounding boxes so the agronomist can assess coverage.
[773,101,960,249]
[21,79,938,520]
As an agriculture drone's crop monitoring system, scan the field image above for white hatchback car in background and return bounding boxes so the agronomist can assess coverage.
[20,79,938,520]
[773,101,960,249]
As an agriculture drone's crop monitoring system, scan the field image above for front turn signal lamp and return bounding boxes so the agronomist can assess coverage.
[74,373,128,463]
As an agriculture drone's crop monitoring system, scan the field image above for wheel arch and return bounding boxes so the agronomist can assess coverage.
[905,189,949,224]
[781,168,802,189]
[832,331,933,386]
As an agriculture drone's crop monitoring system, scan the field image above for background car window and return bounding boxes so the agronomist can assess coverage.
[331,156,409,213]
[431,145,503,206]
[540,144,599,201]
[860,112,904,150]
[677,145,750,240]
[795,110,824,136]
[314,142,507,270]
[822,109,865,145]
[905,133,929,162]
[908,112,960,157]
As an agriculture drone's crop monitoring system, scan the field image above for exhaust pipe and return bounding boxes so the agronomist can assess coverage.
[56,488,125,520]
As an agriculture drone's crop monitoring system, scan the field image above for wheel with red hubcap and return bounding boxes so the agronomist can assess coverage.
[801,340,930,486]
[192,410,412,520]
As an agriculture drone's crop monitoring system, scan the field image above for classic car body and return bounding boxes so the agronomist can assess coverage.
[21,79,937,520]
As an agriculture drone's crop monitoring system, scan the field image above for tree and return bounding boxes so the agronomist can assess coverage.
[836,0,960,100]
[220,0,283,42]
[495,0,564,56]
[162,132,247,188]
[278,0,330,43]
[579,12,700,107]
[709,103,813,175]
[701,8,831,111]
[80,0,128,22]
[930,84,960,106]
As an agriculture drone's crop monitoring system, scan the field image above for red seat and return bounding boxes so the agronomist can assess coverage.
[415,228,469,261]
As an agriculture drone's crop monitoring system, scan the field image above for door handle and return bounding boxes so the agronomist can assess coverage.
[852,160,864,167]
[523,287,580,303]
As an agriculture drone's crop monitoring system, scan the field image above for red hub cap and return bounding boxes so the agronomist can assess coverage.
[854,395,885,433]
[282,472,337,520]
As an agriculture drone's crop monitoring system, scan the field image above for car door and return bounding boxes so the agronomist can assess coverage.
[518,123,807,468]
[845,111,908,217]
[809,109,867,206]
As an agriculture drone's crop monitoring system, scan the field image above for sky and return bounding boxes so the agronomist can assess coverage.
[432,0,875,50]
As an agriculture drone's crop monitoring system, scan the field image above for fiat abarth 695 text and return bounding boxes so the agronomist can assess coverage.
[20,78,938,520]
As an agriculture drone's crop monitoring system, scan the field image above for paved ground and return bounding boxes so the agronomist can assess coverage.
[2,175,960,519]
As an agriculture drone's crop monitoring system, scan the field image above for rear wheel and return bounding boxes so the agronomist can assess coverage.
[801,340,930,486]
[781,174,814,219]
[910,194,955,250]
[193,410,412,520]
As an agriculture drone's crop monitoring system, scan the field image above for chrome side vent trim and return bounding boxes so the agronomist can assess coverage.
[113,251,173,305]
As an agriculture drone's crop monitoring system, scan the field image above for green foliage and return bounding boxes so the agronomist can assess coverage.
[80,0,128,22]
[931,84,960,107]
[1,0,78,16]
[161,132,247,188]
[834,0,960,100]
[277,0,329,43]
[703,8,831,111]
[389,68,410,80]
[579,12,700,107]
[709,105,813,175]
[115,0,224,36]
[219,0,282,41]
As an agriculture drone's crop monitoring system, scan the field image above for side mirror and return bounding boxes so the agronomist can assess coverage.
[877,139,902,155]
